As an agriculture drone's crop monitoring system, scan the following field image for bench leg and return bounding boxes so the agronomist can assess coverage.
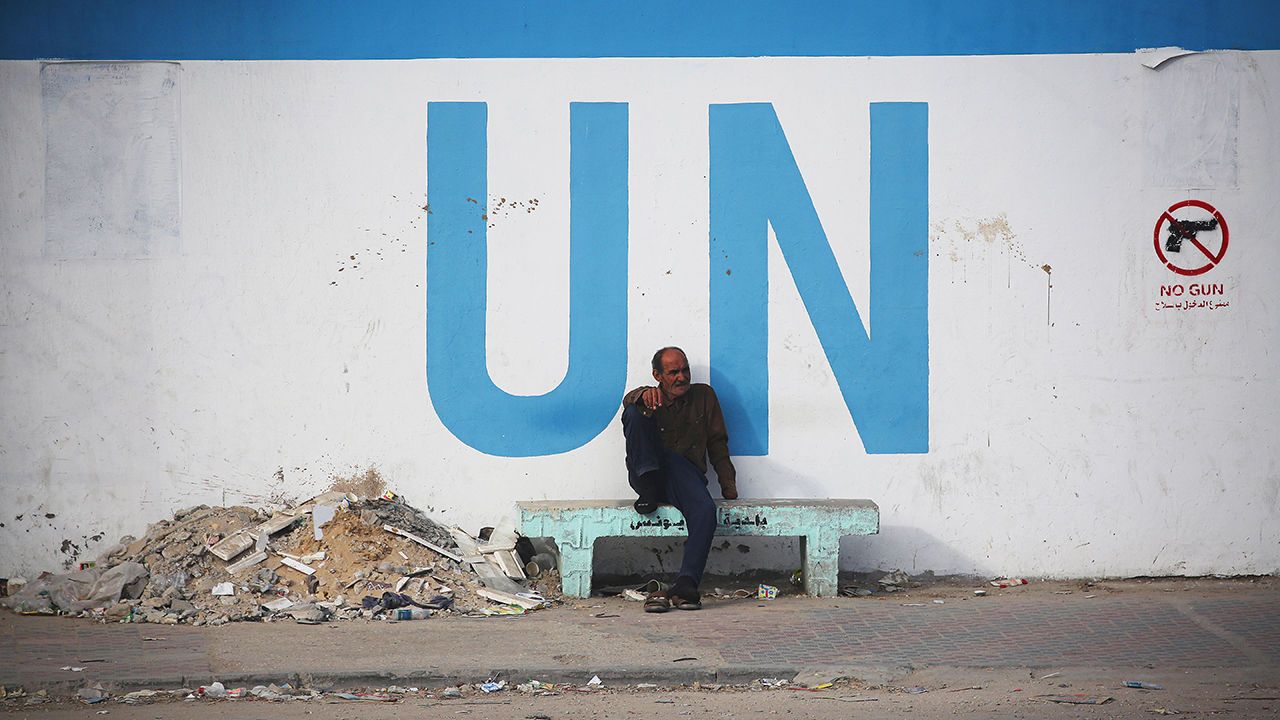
[801,533,839,597]
[558,542,595,598]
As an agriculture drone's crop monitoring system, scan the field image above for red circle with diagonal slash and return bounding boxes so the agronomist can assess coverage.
[1153,200,1229,276]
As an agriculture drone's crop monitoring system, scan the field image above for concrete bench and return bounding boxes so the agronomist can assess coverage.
[517,499,879,598]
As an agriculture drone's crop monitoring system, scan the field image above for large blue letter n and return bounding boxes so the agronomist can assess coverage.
[426,103,628,456]
[710,103,928,455]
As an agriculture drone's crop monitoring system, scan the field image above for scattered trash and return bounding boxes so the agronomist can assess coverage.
[211,582,235,596]
[990,578,1029,588]
[932,599,945,604]
[973,589,987,596]
[672,657,697,662]
[878,569,910,592]
[757,584,778,599]
[1124,681,1164,690]
[1148,708,1180,715]
[333,692,395,702]
[479,604,526,616]
[905,686,928,694]
[1039,672,1061,679]
[622,589,647,602]
[77,687,109,704]
[947,686,984,692]
[387,607,432,620]
[60,666,85,672]
[592,612,619,618]
[587,676,603,686]
[441,687,462,699]
[1039,694,1113,705]
[812,696,878,702]
[198,682,227,698]
[900,603,926,607]
[121,690,164,704]
[480,681,506,693]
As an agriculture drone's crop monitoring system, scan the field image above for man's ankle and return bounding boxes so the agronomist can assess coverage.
[671,575,698,597]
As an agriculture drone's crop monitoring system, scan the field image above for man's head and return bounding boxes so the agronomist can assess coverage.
[651,346,691,400]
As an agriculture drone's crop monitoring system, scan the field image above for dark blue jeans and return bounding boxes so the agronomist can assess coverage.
[621,404,717,587]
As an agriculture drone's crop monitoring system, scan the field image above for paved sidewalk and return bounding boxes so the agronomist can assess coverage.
[2,579,1276,693]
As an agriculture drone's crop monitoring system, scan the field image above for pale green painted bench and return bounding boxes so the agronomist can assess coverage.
[517,499,879,598]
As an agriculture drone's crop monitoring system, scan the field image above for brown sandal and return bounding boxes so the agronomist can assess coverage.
[670,590,702,610]
[643,589,671,613]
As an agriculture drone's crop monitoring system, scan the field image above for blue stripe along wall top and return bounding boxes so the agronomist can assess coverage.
[2,0,1279,60]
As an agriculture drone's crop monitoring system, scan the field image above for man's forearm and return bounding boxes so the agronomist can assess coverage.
[622,386,651,407]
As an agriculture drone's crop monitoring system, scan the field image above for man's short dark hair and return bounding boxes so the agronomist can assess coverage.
[651,346,686,373]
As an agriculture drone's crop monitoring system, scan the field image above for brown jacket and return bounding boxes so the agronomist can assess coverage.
[622,383,737,497]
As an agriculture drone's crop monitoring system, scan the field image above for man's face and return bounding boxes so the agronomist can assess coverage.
[653,350,692,400]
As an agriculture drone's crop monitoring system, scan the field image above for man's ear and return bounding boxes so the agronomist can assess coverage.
[651,368,661,383]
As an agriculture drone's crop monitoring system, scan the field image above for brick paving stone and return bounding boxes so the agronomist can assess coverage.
[614,595,1273,668]
[0,615,210,688]
[1,588,1275,692]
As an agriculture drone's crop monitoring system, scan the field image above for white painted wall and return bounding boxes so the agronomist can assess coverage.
[2,53,1278,579]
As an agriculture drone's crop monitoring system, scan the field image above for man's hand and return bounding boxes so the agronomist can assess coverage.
[639,386,663,411]
[719,480,738,500]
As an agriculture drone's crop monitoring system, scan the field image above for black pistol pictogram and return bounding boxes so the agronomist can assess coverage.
[1165,217,1218,253]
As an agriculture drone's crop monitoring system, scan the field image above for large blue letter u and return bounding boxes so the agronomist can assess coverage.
[426,103,628,456]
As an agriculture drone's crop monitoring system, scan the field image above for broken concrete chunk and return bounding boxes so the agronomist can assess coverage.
[226,550,268,575]
[261,597,294,612]
[278,556,316,576]
[209,531,254,562]
[384,525,463,562]
[476,587,543,610]
[313,504,336,540]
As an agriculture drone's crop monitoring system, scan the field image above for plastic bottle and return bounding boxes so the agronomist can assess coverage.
[386,607,432,621]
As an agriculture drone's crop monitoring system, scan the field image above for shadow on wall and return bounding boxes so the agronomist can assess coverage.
[842,524,991,577]
[591,525,988,579]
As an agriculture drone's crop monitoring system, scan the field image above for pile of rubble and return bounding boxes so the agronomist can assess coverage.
[1,488,562,624]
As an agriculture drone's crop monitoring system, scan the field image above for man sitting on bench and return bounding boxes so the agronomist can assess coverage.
[621,346,738,612]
